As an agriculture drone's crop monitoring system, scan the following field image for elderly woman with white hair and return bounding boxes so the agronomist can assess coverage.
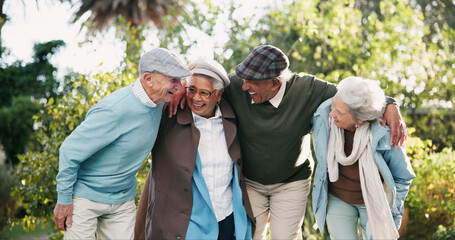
[311,77,415,239]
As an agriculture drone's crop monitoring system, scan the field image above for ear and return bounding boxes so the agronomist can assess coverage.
[271,78,281,91]
[142,72,154,86]
[216,89,223,103]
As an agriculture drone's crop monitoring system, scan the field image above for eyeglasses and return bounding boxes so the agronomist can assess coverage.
[186,86,217,99]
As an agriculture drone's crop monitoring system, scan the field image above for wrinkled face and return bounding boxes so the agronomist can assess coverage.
[329,94,359,131]
[241,79,280,104]
[186,75,222,118]
[145,73,183,104]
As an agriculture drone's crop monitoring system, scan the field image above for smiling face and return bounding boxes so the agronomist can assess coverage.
[143,72,183,104]
[186,75,222,118]
[241,78,281,104]
[329,94,361,131]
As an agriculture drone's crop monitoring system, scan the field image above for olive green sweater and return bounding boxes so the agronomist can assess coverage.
[224,73,337,184]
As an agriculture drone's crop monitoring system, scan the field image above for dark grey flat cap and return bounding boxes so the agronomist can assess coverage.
[139,48,191,78]
[235,45,289,80]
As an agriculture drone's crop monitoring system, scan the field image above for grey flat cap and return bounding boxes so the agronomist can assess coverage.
[139,48,191,78]
[188,58,230,87]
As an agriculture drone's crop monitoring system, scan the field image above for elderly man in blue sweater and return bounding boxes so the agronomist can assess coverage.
[53,48,191,239]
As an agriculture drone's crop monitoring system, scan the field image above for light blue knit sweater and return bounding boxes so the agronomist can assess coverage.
[56,85,163,205]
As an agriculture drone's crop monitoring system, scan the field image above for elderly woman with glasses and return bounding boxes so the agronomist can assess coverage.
[134,59,254,240]
[311,77,415,240]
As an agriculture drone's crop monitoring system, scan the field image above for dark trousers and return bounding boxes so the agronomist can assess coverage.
[218,213,234,240]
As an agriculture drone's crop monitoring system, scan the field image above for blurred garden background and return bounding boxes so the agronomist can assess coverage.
[0,0,454,239]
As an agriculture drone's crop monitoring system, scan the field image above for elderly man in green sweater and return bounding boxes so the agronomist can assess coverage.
[172,45,406,239]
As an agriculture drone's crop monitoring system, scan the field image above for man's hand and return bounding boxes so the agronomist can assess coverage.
[165,81,187,118]
[381,104,407,147]
[54,204,73,231]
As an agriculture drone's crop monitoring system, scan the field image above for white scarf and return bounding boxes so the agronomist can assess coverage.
[327,117,399,239]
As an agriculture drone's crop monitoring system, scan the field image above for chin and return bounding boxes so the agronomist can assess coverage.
[193,109,205,116]
[164,95,173,102]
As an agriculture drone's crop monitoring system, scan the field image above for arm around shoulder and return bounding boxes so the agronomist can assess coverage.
[306,75,338,104]
[382,103,407,147]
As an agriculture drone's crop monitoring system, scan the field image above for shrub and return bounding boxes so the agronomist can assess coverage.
[0,164,18,235]
[403,130,455,239]
[9,70,129,235]
[433,223,455,240]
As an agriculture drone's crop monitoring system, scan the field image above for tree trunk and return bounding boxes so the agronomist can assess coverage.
[0,0,6,52]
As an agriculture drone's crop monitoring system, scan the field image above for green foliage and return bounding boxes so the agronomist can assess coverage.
[135,158,151,206]
[219,1,265,72]
[0,164,18,235]
[0,96,41,164]
[114,15,146,68]
[404,130,455,239]
[0,40,66,106]
[70,0,186,31]
[0,40,67,165]
[355,0,455,39]
[302,194,330,240]
[33,40,65,63]
[433,223,455,240]
[1,219,55,240]
[152,0,218,57]
[10,70,133,235]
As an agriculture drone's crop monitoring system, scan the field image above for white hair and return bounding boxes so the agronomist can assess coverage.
[337,76,386,122]
[277,69,293,84]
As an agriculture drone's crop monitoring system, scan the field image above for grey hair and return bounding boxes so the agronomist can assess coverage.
[337,76,386,122]
[277,69,293,84]
[187,74,224,92]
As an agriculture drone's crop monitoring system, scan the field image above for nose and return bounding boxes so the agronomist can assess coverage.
[192,91,203,101]
[242,80,250,91]
[329,110,335,118]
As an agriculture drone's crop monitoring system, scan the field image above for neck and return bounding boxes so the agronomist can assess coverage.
[346,126,356,132]
[141,78,162,104]
[270,81,282,99]
[344,129,355,156]
[148,93,161,105]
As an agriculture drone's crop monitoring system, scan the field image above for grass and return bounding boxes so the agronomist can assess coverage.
[1,220,57,240]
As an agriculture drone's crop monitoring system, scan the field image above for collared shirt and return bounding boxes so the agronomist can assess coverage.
[250,81,286,108]
[192,106,234,222]
[132,78,157,108]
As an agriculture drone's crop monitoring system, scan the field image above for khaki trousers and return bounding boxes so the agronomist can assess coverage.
[245,178,311,240]
[64,197,136,240]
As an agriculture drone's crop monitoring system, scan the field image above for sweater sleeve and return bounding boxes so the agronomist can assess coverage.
[313,77,338,103]
[223,73,241,102]
[304,75,338,114]
[56,107,121,205]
